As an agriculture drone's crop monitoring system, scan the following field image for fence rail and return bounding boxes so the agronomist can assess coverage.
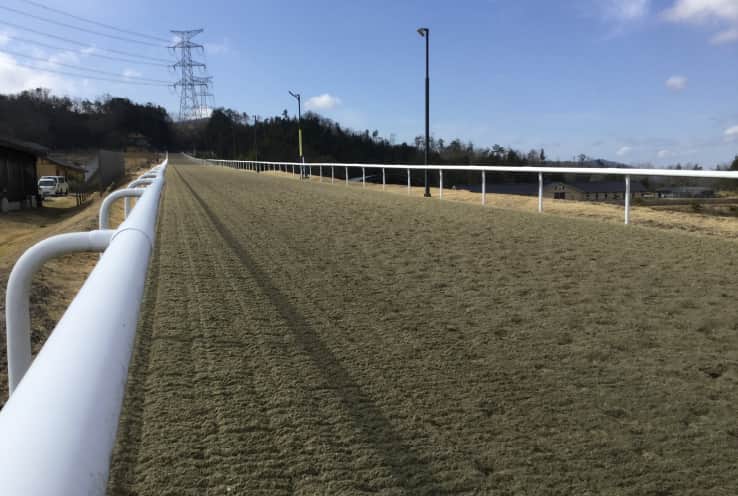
[0,156,168,496]
[186,155,738,225]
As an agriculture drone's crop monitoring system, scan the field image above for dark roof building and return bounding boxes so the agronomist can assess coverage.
[0,136,47,212]
[566,181,647,194]
[461,180,647,198]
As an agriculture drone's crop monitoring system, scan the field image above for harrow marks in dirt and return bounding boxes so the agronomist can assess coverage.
[108,156,738,495]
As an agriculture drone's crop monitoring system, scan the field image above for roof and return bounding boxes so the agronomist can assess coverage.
[563,181,648,193]
[463,183,539,195]
[43,154,87,172]
[656,186,714,193]
[460,180,648,195]
[0,135,49,157]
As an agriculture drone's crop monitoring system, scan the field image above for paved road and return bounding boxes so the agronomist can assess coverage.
[107,155,738,495]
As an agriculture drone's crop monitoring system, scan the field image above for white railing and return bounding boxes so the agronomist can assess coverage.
[188,155,738,225]
[0,156,168,496]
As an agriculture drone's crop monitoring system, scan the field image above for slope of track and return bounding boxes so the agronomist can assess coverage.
[108,156,738,495]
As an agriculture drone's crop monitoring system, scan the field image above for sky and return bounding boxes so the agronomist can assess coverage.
[0,0,737,167]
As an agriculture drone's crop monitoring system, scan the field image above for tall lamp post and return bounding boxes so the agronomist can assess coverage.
[288,90,305,178]
[253,115,259,162]
[417,27,431,197]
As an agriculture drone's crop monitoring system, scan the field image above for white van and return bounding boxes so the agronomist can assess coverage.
[38,176,69,197]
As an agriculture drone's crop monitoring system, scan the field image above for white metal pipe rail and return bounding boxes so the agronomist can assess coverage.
[100,188,145,229]
[5,230,114,392]
[196,156,738,225]
[0,156,167,496]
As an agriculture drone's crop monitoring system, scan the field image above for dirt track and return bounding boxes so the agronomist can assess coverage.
[108,155,738,495]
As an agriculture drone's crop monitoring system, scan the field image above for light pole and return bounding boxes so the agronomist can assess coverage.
[288,90,305,178]
[252,115,258,162]
[418,27,431,198]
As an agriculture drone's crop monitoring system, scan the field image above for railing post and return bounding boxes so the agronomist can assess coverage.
[407,168,411,194]
[5,230,114,393]
[482,170,486,205]
[382,168,386,190]
[320,165,323,182]
[362,167,366,187]
[331,166,334,184]
[439,169,443,199]
[101,189,145,230]
[625,175,631,225]
[345,166,349,185]
[538,172,543,213]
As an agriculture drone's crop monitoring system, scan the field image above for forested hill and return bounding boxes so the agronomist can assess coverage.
[185,108,548,166]
[0,89,548,166]
[0,89,171,150]
[3,89,733,172]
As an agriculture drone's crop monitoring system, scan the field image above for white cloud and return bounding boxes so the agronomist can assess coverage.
[48,51,80,66]
[665,75,688,90]
[711,26,738,42]
[0,31,10,47]
[664,0,738,43]
[305,93,342,111]
[616,146,633,156]
[123,68,142,78]
[0,52,73,94]
[205,39,230,55]
[664,0,738,22]
[604,0,650,20]
[724,124,738,140]
[657,149,672,158]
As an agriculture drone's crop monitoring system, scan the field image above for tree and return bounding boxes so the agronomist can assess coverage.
[731,155,738,171]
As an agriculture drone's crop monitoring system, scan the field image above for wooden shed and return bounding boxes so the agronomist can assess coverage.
[0,136,47,213]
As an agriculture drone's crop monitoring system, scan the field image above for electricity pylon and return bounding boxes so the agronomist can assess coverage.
[170,29,212,120]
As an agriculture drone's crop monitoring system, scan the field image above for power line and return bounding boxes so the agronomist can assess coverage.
[0,46,172,83]
[0,20,172,63]
[10,60,171,86]
[22,0,170,43]
[1,33,169,67]
[0,4,164,47]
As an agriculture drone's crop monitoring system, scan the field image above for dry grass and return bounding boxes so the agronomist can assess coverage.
[109,158,738,495]
[124,151,160,173]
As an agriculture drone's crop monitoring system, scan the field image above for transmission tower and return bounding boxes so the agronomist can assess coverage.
[170,29,213,120]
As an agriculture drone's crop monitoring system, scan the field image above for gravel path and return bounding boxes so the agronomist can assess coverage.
[108,156,738,495]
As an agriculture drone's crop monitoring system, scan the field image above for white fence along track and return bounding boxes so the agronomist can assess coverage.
[187,155,738,225]
[0,156,168,496]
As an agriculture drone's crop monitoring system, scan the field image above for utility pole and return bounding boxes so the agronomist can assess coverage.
[289,91,305,178]
[170,29,213,120]
[417,27,431,197]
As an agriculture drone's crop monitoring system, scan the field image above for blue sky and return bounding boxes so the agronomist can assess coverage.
[0,0,737,166]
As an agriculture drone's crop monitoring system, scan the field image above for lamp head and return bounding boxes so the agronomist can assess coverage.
[288,90,299,99]
[417,27,428,37]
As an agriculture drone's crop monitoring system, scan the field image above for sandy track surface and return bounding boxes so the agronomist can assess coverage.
[108,156,738,495]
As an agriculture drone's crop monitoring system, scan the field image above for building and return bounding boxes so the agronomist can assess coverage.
[37,154,87,184]
[656,186,715,198]
[0,136,47,212]
[463,180,648,202]
[544,181,647,201]
[85,150,125,190]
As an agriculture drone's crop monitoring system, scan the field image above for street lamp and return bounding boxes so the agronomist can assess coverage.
[288,90,305,178]
[417,27,431,198]
[252,115,259,162]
